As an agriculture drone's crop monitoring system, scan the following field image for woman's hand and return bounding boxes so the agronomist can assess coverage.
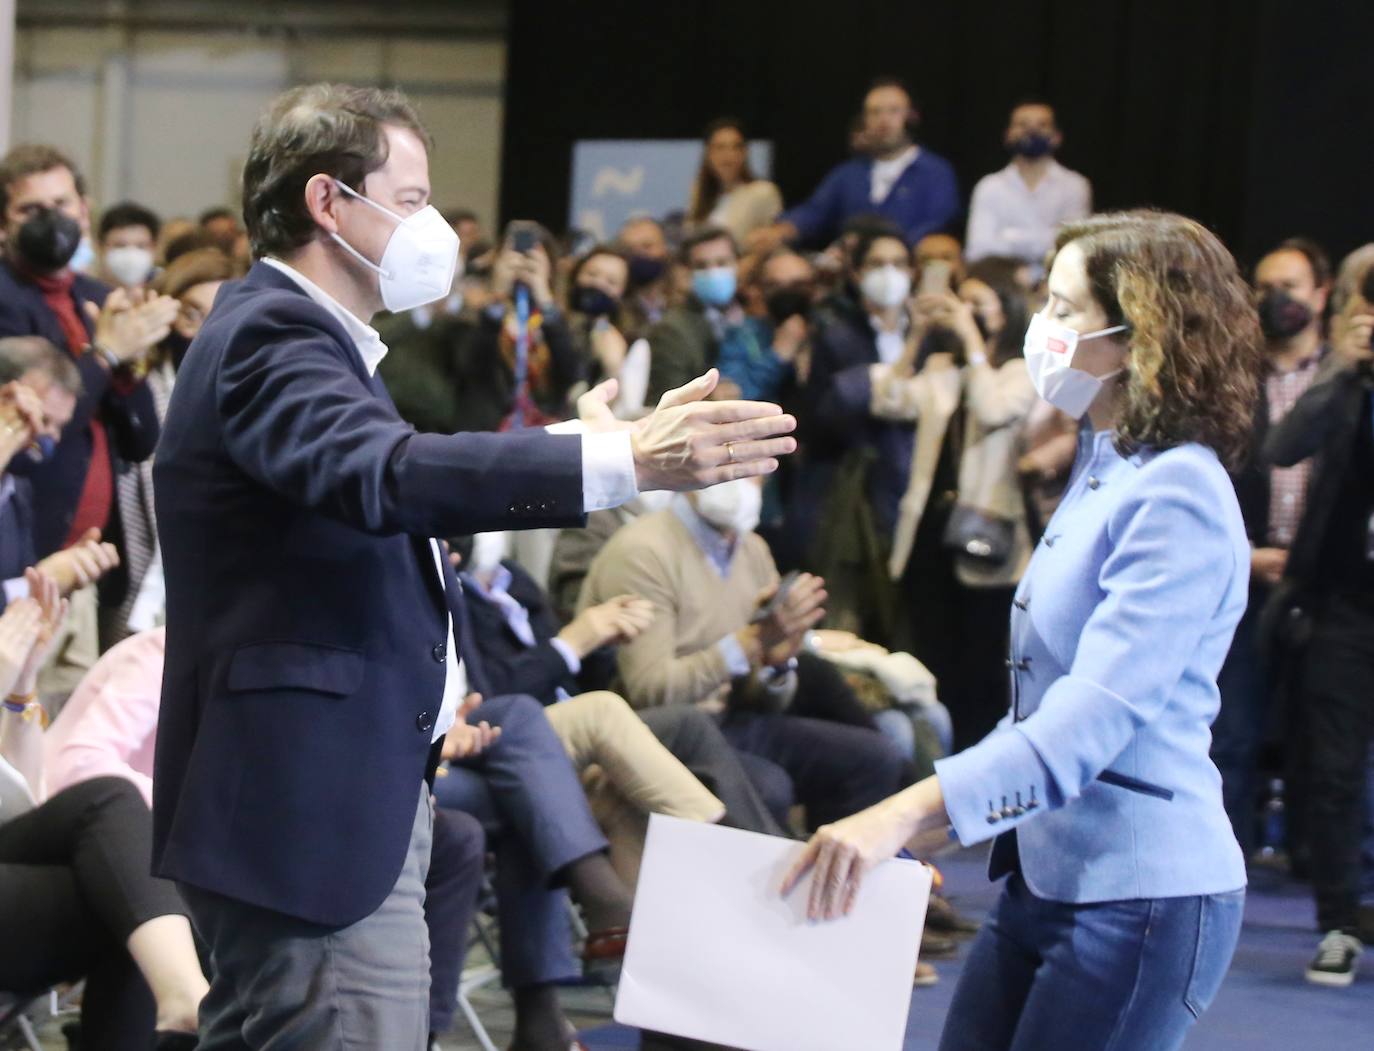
[780,776,948,921]
[13,568,68,697]
[0,596,44,701]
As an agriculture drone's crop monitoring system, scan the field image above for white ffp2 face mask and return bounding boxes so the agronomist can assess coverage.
[860,264,912,310]
[693,478,763,536]
[104,246,154,288]
[468,532,508,575]
[1023,311,1129,419]
[330,179,459,313]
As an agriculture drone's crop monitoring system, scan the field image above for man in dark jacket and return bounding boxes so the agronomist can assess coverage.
[1213,239,1331,857]
[646,226,742,405]
[1264,300,1374,987]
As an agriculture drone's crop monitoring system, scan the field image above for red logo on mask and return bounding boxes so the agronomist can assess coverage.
[1046,335,1070,355]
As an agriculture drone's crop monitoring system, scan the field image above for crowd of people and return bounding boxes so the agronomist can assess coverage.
[0,74,1370,1051]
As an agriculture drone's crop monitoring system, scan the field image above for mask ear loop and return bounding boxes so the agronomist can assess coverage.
[329,178,399,281]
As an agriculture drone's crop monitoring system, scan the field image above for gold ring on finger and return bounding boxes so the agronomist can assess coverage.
[726,442,736,464]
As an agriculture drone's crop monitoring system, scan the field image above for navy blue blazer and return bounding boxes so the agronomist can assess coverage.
[781,149,961,248]
[152,262,587,927]
[0,260,160,557]
[0,476,36,601]
[457,559,615,704]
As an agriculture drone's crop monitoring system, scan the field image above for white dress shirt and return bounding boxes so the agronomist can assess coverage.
[965,160,1092,271]
[262,259,638,739]
[870,146,919,205]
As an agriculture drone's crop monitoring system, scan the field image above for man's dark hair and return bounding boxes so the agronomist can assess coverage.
[98,201,162,242]
[241,83,433,260]
[0,335,83,397]
[1262,236,1332,289]
[852,227,911,270]
[0,144,86,215]
[679,224,738,263]
[198,205,238,227]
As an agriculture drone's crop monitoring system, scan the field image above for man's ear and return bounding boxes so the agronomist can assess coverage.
[303,174,345,236]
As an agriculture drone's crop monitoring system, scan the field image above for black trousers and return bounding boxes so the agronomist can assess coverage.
[1303,593,1374,934]
[0,776,187,1051]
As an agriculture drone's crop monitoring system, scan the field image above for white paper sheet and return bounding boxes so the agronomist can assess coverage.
[614,814,932,1051]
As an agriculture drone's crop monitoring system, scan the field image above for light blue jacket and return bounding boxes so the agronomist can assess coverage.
[934,429,1249,902]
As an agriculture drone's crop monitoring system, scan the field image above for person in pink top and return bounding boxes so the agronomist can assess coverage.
[45,625,163,803]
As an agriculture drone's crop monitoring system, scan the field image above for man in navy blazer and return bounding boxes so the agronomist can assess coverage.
[152,83,795,1050]
[750,79,960,252]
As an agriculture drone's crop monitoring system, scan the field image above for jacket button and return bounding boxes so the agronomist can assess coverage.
[416,711,434,733]
[431,642,446,663]
[1088,476,1101,490]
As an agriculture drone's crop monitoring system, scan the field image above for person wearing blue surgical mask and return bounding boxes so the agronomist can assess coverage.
[644,225,744,404]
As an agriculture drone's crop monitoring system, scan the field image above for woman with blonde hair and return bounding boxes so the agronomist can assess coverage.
[783,210,1263,1051]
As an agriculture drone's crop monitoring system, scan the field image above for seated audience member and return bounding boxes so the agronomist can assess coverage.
[432,685,642,1051]
[718,247,816,403]
[566,244,652,417]
[0,336,120,607]
[461,221,584,431]
[579,478,908,831]
[39,624,488,1046]
[97,201,161,291]
[1263,271,1374,988]
[0,573,207,1051]
[102,247,236,648]
[750,78,959,252]
[454,532,785,848]
[866,278,1037,749]
[548,491,676,624]
[1213,238,1332,858]
[965,99,1091,278]
[686,118,783,246]
[645,226,743,405]
[616,215,674,339]
[374,292,477,436]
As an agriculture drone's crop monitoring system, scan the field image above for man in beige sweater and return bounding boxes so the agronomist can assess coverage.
[579,478,906,830]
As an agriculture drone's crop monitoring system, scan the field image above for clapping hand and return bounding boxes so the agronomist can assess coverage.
[557,595,656,658]
[440,693,501,762]
[36,528,120,595]
[85,287,179,366]
[578,369,797,492]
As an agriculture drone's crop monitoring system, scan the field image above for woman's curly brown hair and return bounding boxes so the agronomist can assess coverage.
[1054,210,1262,469]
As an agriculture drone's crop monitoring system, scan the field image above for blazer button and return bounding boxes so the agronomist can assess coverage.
[416,711,434,734]
[431,642,447,663]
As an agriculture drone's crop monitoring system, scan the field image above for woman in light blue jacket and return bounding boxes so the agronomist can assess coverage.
[782,211,1263,1051]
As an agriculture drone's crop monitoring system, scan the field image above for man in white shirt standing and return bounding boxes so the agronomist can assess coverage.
[151,83,796,1051]
[965,100,1092,276]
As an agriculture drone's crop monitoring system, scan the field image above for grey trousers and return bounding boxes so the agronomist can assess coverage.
[182,787,434,1051]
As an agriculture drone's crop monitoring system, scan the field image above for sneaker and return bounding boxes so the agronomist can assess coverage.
[1305,930,1363,987]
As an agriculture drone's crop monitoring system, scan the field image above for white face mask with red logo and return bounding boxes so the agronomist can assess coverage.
[1022,310,1129,419]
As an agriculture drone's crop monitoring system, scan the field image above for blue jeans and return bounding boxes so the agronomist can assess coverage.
[940,875,1244,1051]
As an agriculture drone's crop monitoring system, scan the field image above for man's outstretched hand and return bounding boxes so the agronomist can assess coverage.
[578,369,797,492]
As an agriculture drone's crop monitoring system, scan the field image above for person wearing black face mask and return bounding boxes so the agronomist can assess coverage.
[1212,238,1333,869]
[616,216,673,339]
[717,248,815,405]
[966,100,1091,276]
[568,245,646,417]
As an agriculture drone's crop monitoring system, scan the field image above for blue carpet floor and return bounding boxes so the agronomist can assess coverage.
[577,848,1373,1050]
